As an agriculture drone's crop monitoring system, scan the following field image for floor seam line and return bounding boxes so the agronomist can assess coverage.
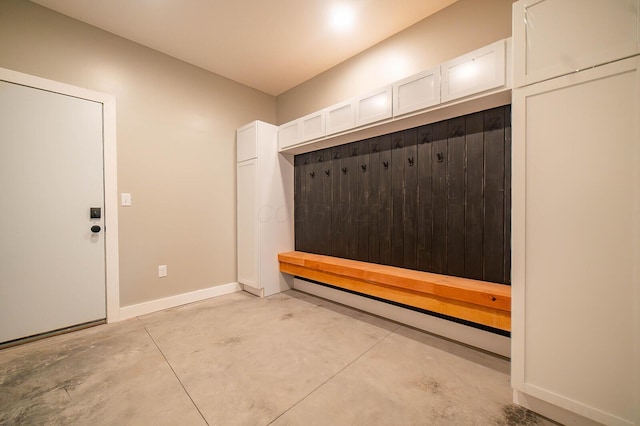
[266,324,401,425]
[144,326,210,426]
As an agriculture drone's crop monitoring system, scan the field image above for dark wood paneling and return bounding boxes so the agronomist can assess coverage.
[294,154,306,252]
[294,105,511,285]
[306,150,320,254]
[367,137,381,264]
[298,153,312,252]
[356,139,370,261]
[344,142,359,260]
[402,128,418,269]
[416,125,433,271]
[483,107,506,283]
[447,117,466,277]
[431,122,449,274]
[330,145,345,258]
[378,135,393,265]
[391,133,405,267]
[317,148,333,256]
[464,112,484,280]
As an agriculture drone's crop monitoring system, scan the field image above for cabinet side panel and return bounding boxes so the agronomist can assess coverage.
[520,64,637,423]
[237,159,258,288]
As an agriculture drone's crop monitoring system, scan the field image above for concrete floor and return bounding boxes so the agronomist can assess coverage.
[0,290,554,425]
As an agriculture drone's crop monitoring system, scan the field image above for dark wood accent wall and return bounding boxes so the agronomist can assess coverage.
[294,105,511,285]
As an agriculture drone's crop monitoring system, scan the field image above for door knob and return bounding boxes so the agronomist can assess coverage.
[91,225,101,233]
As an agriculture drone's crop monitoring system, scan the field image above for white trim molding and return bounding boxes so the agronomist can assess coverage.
[119,282,242,320]
[0,66,120,323]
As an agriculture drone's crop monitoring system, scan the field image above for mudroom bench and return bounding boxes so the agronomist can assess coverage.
[278,251,511,332]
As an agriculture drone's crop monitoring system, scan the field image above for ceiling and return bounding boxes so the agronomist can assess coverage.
[31,0,458,96]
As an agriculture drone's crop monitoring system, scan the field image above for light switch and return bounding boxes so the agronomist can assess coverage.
[121,193,132,207]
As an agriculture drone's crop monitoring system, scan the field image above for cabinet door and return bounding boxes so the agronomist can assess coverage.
[237,122,257,162]
[393,67,440,117]
[441,40,506,102]
[513,0,640,87]
[237,159,260,289]
[325,99,356,135]
[512,57,639,426]
[355,86,392,127]
[299,110,325,142]
[278,119,300,151]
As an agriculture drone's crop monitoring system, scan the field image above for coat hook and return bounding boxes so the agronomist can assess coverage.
[309,171,315,178]
[334,152,340,159]
[437,152,444,163]
[361,164,367,172]
[383,161,389,169]
[394,139,402,148]
[372,144,379,153]
[352,149,358,157]
[408,156,414,166]
[318,155,323,163]
[324,169,330,176]
[342,167,347,174]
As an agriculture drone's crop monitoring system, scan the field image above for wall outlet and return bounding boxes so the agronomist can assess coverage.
[121,193,132,206]
[158,265,167,278]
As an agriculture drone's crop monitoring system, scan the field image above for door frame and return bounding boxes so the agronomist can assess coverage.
[0,66,120,323]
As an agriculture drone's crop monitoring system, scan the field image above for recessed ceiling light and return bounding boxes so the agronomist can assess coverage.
[330,4,355,32]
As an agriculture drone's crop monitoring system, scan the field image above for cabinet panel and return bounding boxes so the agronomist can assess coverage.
[278,119,300,150]
[513,0,640,87]
[238,121,293,297]
[300,110,325,142]
[355,86,392,127]
[441,40,506,103]
[393,67,440,117]
[325,99,356,135]
[237,122,257,162]
[237,159,259,289]
[512,58,639,425]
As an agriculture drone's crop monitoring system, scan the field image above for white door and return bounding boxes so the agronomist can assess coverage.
[0,80,106,344]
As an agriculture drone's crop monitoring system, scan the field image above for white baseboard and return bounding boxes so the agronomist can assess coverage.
[119,282,242,320]
[293,278,510,358]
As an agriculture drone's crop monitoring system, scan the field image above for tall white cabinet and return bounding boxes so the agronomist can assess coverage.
[511,1,640,425]
[236,121,294,297]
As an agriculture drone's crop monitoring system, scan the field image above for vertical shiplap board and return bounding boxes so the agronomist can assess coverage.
[416,125,434,272]
[464,112,485,280]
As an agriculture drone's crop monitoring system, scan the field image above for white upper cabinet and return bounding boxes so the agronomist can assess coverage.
[393,67,440,117]
[325,98,356,136]
[513,0,640,87]
[237,121,258,162]
[278,38,512,154]
[355,85,392,126]
[278,119,300,150]
[299,110,325,143]
[441,40,506,103]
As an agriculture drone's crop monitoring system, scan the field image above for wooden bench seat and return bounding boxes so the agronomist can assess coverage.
[278,251,511,332]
